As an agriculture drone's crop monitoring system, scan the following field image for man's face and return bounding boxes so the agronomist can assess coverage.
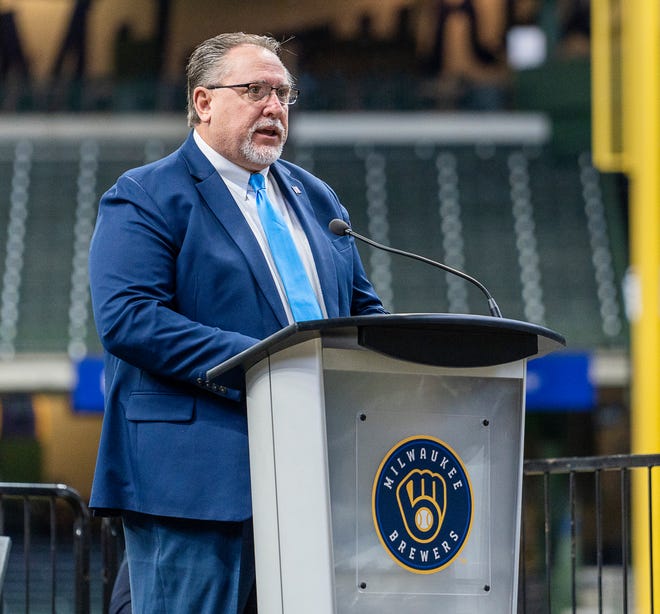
[194,44,290,171]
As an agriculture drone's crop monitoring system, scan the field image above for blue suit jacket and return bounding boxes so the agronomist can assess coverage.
[89,131,385,521]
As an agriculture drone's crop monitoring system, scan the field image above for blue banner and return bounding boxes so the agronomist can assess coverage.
[72,357,105,412]
[526,352,595,412]
[73,352,595,413]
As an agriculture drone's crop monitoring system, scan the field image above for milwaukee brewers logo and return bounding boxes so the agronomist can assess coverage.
[372,435,473,573]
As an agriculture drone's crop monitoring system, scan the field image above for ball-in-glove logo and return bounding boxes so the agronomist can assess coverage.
[372,436,473,573]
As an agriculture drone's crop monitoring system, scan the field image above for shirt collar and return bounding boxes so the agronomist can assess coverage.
[193,129,270,194]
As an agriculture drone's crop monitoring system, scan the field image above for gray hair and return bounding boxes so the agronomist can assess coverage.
[186,32,291,126]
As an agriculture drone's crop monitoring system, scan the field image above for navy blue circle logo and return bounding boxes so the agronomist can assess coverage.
[372,435,473,574]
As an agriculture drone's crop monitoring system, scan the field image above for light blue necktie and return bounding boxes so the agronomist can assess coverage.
[249,172,323,321]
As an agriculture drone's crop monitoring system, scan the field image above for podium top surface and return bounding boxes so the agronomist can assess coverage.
[206,313,565,381]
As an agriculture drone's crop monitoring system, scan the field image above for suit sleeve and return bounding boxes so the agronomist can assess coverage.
[89,174,258,388]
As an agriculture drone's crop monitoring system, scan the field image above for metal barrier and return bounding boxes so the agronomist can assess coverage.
[2,454,660,613]
[521,453,660,614]
[0,483,93,614]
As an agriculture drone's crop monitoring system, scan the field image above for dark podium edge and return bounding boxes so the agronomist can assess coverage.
[206,314,566,381]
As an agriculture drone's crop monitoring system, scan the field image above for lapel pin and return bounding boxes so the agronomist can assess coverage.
[292,185,302,195]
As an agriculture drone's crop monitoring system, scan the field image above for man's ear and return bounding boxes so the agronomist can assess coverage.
[193,87,213,122]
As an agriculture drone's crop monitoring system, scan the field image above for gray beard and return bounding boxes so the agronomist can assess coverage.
[241,120,287,167]
[240,138,285,167]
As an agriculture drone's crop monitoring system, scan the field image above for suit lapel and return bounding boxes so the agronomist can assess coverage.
[180,133,340,322]
[181,134,289,327]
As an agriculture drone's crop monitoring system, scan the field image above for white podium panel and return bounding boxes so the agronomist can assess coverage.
[323,348,525,614]
[246,339,336,614]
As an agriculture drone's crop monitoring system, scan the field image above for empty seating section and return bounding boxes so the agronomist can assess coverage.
[0,117,628,359]
[449,146,525,318]
[302,140,626,349]
[18,143,78,353]
[530,153,608,342]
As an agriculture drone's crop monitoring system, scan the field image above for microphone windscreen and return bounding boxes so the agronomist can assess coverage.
[329,218,350,236]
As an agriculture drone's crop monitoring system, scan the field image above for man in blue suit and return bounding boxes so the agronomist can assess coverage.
[89,32,385,613]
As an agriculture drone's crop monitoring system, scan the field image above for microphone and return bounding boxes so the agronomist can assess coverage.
[329,218,503,318]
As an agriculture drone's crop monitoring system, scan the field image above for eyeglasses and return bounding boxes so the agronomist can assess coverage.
[205,82,300,105]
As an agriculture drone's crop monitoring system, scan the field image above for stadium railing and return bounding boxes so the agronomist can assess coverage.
[1,453,659,613]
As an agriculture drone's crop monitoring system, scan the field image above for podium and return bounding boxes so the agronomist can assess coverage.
[207,314,565,614]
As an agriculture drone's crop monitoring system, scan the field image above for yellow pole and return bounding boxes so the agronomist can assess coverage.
[590,0,626,172]
[623,1,660,612]
[592,1,660,610]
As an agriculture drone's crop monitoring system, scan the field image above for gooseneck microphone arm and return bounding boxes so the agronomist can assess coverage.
[329,218,503,318]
